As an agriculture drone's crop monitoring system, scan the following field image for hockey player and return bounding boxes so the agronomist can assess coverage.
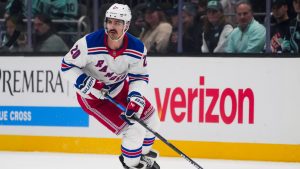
[60,3,160,169]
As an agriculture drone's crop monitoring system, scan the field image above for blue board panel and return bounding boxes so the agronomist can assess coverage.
[0,106,89,127]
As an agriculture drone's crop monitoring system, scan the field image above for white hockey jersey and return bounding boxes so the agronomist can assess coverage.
[61,29,148,98]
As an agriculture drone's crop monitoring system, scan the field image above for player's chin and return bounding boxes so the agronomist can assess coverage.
[109,35,119,40]
[108,32,117,37]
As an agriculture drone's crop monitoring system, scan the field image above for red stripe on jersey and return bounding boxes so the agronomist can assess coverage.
[124,49,143,57]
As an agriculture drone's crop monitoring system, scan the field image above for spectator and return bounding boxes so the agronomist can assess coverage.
[166,5,180,54]
[32,0,78,20]
[168,5,179,29]
[225,0,266,53]
[128,3,146,38]
[167,3,201,54]
[194,0,235,24]
[270,0,292,53]
[32,0,79,46]
[193,0,208,21]
[202,0,233,53]
[33,14,69,52]
[139,1,172,54]
[0,16,30,52]
[193,0,208,53]
[290,0,300,53]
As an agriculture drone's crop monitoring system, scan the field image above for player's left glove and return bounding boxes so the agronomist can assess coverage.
[121,95,145,125]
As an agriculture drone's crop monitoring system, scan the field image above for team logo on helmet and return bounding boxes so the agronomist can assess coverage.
[104,3,132,41]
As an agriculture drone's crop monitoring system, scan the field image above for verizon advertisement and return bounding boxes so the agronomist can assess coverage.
[0,57,299,145]
[146,57,300,145]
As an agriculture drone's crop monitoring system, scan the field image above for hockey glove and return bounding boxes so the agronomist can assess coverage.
[78,76,109,100]
[121,95,145,125]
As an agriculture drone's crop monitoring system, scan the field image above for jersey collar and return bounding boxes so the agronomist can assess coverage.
[104,33,128,59]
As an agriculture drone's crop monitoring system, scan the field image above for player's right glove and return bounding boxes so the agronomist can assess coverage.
[76,75,109,100]
[121,94,145,125]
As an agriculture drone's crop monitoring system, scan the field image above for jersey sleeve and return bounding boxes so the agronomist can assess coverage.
[127,46,149,98]
[60,36,89,88]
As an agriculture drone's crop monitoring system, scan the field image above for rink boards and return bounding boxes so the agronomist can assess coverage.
[0,56,299,162]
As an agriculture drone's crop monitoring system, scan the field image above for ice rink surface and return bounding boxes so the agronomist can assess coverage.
[1,151,300,169]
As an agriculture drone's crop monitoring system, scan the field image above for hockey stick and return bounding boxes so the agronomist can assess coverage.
[105,94,204,169]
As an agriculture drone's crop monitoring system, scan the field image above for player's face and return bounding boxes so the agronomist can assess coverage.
[106,18,125,40]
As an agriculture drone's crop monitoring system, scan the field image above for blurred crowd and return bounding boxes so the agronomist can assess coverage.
[0,0,300,54]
